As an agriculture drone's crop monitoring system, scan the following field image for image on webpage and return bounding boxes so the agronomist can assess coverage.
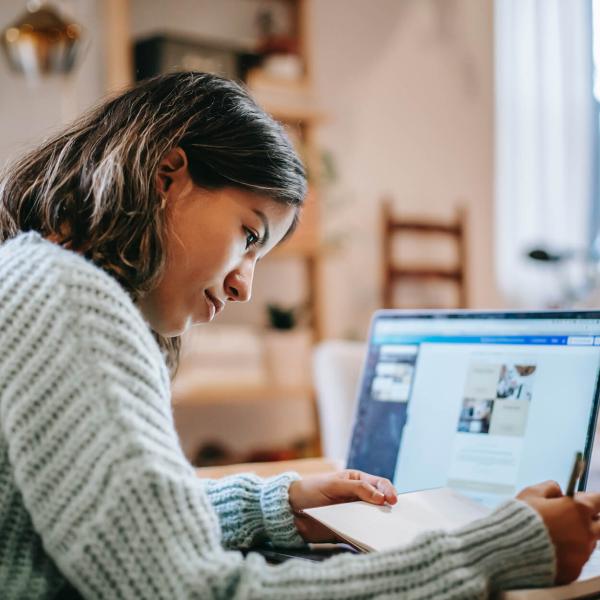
[447,355,537,504]
[370,345,417,403]
[457,361,536,436]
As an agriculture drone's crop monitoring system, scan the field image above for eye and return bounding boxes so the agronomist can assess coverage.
[244,227,260,250]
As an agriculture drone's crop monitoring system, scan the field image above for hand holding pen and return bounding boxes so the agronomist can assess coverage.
[517,455,600,585]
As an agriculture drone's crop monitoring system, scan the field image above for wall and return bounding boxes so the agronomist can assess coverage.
[0,0,502,337]
[0,1,105,169]
[310,0,503,340]
[130,0,290,47]
[0,0,503,456]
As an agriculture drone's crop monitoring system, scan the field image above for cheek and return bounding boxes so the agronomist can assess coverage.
[183,233,240,284]
[139,238,240,335]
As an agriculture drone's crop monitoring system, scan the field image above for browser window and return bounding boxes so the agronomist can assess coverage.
[347,314,600,508]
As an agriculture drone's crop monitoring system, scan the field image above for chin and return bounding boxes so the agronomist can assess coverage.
[154,315,193,338]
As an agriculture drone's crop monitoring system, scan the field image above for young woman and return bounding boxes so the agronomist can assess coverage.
[0,71,598,599]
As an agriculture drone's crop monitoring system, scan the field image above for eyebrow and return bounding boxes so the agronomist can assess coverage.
[252,209,270,245]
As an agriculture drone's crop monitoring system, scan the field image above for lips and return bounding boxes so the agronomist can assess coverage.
[205,291,225,318]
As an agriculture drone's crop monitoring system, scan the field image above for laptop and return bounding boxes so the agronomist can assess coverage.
[252,309,600,561]
[346,309,600,507]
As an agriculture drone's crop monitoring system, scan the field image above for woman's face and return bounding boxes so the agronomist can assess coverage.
[139,149,297,337]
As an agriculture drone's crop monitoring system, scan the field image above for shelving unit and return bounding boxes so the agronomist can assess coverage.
[245,0,325,341]
[106,0,325,462]
[187,0,325,460]
[244,1,326,460]
[172,380,313,406]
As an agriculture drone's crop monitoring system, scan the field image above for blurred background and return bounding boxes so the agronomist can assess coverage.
[1,0,598,468]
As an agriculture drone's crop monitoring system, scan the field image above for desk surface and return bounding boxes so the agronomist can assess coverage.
[197,457,342,479]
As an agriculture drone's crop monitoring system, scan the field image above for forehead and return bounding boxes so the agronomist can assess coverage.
[228,189,298,228]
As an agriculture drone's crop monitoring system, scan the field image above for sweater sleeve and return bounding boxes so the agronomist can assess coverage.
[200,472,305,548]
[0,242,556,599]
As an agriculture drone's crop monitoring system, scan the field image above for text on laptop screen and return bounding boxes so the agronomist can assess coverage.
[346,313,600,508]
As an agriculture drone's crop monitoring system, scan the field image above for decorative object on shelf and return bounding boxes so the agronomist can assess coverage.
[134,33,260,82]
[193,441,234,468]
[255,7,298,56]
[172,325,267,403]
[264,302,312,387]
[244,437,313,463]
[193,437,312,468]
[254,5,303,81]
[266,302,299,330]
[1,0,82,79]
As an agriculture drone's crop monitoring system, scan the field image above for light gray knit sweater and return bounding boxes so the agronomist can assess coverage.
[0,232,556,599]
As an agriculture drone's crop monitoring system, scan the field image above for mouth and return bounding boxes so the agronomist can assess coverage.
[204,290,225,320]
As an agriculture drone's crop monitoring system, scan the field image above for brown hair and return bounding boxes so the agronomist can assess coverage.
[0,72,307,373]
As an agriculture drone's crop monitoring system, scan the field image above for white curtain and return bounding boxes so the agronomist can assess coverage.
[495,0,595,307]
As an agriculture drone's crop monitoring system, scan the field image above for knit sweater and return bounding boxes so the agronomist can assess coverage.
[0,231,556,599]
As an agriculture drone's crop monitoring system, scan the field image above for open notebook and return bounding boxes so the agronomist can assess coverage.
[303,487,489,552]
[303,488,600,599]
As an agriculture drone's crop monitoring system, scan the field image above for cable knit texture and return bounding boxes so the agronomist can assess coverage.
[0,231,556,599]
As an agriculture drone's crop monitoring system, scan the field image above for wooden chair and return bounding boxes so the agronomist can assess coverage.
[381,199,468,309]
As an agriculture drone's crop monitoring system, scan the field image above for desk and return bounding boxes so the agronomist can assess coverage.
[197,457,342,479]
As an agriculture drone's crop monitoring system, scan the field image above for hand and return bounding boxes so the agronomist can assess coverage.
[517,481,600,584]
[288,470,398,543]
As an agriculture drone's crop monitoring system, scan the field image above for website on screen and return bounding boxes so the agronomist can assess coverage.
[347,317,600,508]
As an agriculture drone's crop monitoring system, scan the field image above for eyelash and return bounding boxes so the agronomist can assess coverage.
[244,227,262,250]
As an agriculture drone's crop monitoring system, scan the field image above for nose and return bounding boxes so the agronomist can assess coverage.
[225,261,255,303]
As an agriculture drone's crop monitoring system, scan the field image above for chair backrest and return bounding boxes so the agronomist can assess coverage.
[312,340,366,462]
[381,199,468,308]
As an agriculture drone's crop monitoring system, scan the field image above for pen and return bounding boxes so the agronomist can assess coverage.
[566,451,585,497]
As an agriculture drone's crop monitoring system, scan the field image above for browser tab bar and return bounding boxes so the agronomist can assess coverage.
[567,336,594,345]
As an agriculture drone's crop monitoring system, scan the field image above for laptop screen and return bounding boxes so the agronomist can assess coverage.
[347,311,600,508]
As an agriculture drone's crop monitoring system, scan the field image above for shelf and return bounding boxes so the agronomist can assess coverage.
[196,457,342,479]
[247,68,325,125]
[268,185,319,258]
[257,101,326,125]
[172,379,313,406]
[246,69,312,94]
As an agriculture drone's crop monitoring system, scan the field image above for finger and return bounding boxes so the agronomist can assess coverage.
[576,492,600,516]
[537,480,563,498]
[340,469,362,481]
[349,479,386,504]
[350,471,398,504]
[327,478,386,504]
[520,480,563,499]
[591,520,600,537]
[361,474,397,503]
[374,478,398,504]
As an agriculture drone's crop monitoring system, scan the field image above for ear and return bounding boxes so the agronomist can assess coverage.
[156,147,189,194]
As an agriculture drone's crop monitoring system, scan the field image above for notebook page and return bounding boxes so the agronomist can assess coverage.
[303,487,490,552]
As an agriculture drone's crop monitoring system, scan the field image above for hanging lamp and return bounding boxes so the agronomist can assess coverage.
[1,1,82,79]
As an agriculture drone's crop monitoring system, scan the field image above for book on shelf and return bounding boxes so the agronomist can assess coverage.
[303,487,600,600]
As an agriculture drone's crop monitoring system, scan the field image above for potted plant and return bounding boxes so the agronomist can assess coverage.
[263,302,312,388]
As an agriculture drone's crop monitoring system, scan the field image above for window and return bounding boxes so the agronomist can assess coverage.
[495,0,595,307]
